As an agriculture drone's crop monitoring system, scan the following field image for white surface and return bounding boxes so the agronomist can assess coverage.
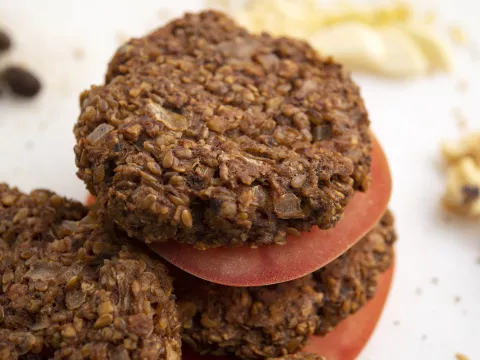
[0,1,479,359]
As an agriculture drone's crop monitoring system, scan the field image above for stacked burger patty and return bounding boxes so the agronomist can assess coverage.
[0,11,395,360]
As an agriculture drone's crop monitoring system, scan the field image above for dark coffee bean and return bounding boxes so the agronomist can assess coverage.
[0,30,11,52]
[2,66,41,97]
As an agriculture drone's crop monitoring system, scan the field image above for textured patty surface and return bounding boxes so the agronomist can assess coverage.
[74,10,372,248]
[268,354,326,360]
[0,184,181,360]
[176,210,395,360]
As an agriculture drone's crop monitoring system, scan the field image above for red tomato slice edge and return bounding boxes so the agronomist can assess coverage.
[150,135,391,286]
[181,261,395,360]
[303,260,395,360]
[85,136,391,287]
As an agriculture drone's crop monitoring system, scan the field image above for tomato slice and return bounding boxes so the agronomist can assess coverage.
[151,135,391,286]
[181,262,394,360]
[302,261,394,360]
[85,136,391,287]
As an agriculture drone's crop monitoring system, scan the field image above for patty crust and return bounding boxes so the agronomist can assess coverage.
[176,210,395,360]
[0,184,181,360]
[269,354,326,360]
[74,10,372,248]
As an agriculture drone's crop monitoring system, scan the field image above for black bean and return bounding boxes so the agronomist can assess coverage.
[2,66,41,97]
[0,30,11,52]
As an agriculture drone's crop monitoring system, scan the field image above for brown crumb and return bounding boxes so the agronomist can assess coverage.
[456,353,469,360]
[73,47,85,60]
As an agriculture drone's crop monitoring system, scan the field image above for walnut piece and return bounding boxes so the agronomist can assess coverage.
[442,133,480,216]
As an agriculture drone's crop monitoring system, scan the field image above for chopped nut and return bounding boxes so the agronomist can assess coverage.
[442,132,480,216]
[146,102,188,131]
[222,0,451,77]
[442,132,480,164]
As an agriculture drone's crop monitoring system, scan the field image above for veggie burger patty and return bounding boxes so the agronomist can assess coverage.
[74,10,372,248]
[0,184,181,360]
[176,211,395,359]
[0,184,394,359]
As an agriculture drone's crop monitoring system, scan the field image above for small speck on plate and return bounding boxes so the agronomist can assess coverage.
[157,8,172,21]
[24,140,34,150]
[454,296,462,304]
[451,107,468,130]
[73,48,85,60]
[415,287,423,295]
[115,31,129,45]
[393,320,400,326]
[456,79,468,93]
[431,277,439,285]
[421,334,428,341]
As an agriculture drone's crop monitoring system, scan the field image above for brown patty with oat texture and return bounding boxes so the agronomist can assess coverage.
[175,210,395,360]
[0,184,181,360]
[74,10,372,249]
